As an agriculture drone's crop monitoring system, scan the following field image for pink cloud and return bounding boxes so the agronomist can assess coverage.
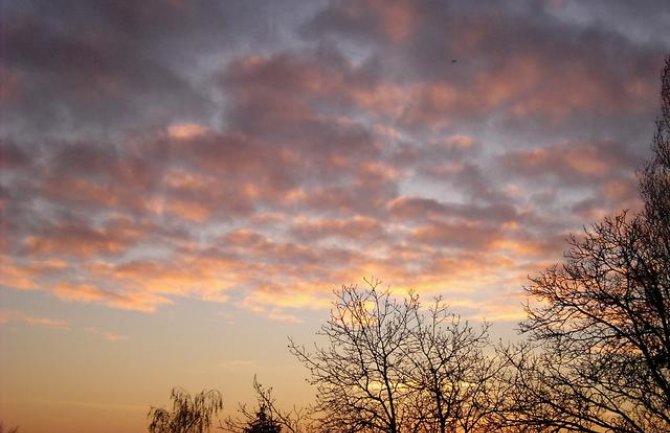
[306,1,661,131]
[290,216,385,241]
[23,218,146,257]
[1,0,662,329]
[501,140,640,185]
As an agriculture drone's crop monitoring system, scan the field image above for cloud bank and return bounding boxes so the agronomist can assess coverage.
[2,0,668,322]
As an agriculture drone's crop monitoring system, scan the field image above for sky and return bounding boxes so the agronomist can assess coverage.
[1,1,669,432]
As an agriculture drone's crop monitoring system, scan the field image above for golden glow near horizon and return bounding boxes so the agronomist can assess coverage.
[1,0,668,432]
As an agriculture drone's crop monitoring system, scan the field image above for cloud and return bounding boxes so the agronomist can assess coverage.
[53,283,171,313]
[290,216,386,242]
[388,196,518,226]
[1,0,320,140]
[500,140,640,183]
[0,0,666,324]
[0,310,69,329]
[0,139,31,169]
[166,123,208,140]
[3,1,211,137]
[84,327,129,342]
[304,0,664,131]
[23,219,146,257]
[306,0,420,45]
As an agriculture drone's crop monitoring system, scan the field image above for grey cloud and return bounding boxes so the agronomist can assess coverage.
[1,0,319,139]
[303,0,666,133]
[389,196,518,225]
[1,0,666,318]
[0,139,31,169]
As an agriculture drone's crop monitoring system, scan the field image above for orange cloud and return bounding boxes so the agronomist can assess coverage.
[244,282,331,311]
[167,123,208,140]
[238,286,328,323]
[1,258,41,290]
[0,310,69,329]
[53,283,171,313]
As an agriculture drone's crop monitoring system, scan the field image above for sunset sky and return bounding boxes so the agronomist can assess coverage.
[1,1,669,432]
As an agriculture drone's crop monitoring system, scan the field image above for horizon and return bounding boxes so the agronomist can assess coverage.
[1,1,669,432]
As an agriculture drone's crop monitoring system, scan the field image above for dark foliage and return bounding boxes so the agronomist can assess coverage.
[220,378,307,433]
[148,388,223,433]
[243,406,282,433]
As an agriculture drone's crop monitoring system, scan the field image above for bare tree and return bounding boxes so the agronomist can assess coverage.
[221,378,309,433]
[148,388,223,433]
[501,56,670,433]
[402,300,507,433]
[289,281,500,433]
[289,283,414,433]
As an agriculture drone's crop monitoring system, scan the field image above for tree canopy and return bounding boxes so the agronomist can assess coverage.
[289,282,504,433]
[501,56,670,433]
[148,388,223,433]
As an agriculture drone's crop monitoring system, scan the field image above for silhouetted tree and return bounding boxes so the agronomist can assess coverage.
[500,56,670,433]
[221,378,308,433]
[402,299,508,433]
[148,387,223,433]
[243,406,282,433]
[289,281,502,433]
